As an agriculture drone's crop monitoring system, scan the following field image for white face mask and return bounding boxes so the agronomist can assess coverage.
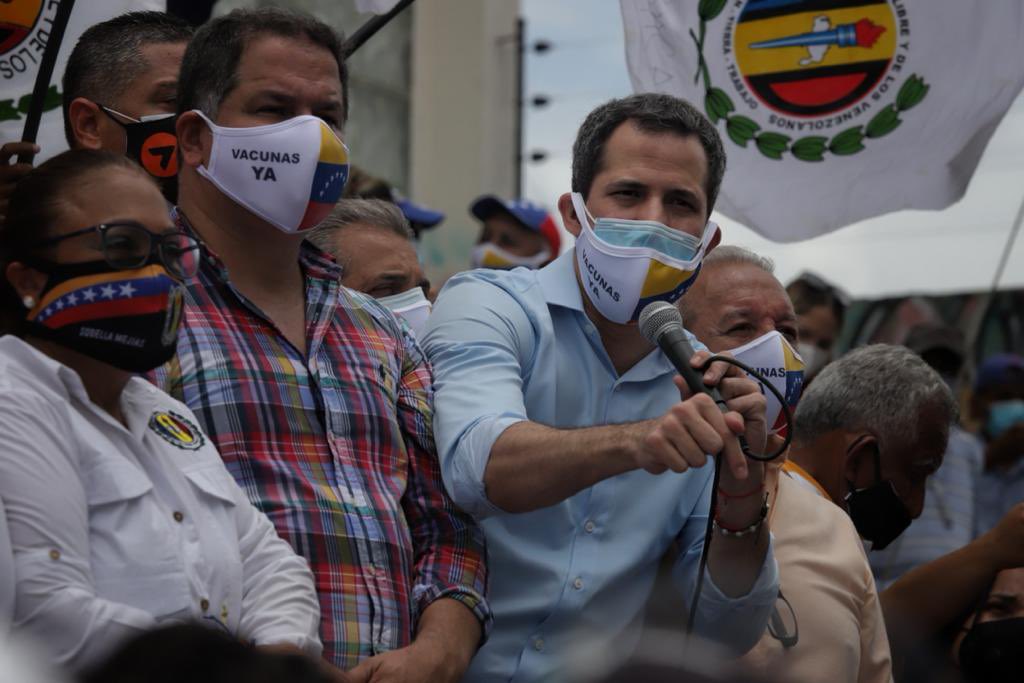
[470,242,551,270]
[570,192,718,324]
[728,331,805,435]
[376,287,432,337]
[194,111,349,233]
[796,342,830,379]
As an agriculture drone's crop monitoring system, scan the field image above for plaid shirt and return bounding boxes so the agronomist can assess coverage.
[150,210,490,668]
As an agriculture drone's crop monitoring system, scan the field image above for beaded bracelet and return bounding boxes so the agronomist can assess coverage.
[714,493,770,538]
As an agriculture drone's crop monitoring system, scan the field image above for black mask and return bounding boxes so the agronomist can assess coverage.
[24,258,183,373]
[959,617,1024,683]
[102,106,179,204]
[844,442,913,550]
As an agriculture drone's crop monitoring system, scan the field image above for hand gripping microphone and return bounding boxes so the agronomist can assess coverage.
[639,301,729,413]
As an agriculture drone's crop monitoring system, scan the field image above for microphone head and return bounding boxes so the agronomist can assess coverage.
[639,301,683,345]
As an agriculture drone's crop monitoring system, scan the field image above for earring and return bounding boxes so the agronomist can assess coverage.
[22,295,35,309]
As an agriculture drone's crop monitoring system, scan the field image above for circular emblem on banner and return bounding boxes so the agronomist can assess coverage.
[692,0,929,162]
[0,1,43,55]
[149,411,205,451]
[141,132,179,178]
[733,0,897,118]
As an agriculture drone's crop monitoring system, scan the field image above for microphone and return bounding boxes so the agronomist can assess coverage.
[638,301,729,413]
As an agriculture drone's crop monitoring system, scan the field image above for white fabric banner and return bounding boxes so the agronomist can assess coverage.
[354,0,402,15]
[0,0,165,160]
[620,0,1024,242]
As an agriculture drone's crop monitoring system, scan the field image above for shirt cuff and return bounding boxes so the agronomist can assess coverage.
[677,534,779,655]
[413,583,494,644]
[447,415,525,519]
[252,633,323,659]
[700,534,779,606]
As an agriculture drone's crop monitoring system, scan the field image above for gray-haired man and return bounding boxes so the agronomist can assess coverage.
[310,199,432,336]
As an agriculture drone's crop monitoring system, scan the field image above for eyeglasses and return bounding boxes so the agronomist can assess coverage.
[35,222,200,280]
[767,590,799,648]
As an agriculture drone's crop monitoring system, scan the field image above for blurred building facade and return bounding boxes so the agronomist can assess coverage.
[212,0,520,285]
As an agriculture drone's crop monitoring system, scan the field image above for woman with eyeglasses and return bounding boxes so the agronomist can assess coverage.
[0,150,323,672]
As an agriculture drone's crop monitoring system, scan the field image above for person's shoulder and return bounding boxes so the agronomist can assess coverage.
[0,340,71,432]
[434,267,547,318]
[778,473,859,541]
[336,286,407,341]
[777,473,874,582]
[127,379,228,465]
[0,337,62,402]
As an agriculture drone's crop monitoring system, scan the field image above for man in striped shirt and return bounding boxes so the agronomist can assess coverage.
[150,9,489,680]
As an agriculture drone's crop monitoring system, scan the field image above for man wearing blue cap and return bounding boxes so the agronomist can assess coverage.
[469,196,561,270]
[973,353,1024,533]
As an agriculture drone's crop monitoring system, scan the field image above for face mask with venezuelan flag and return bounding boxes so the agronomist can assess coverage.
[570,192,719,324]
[195,111,349,233]
[728,330,805,437]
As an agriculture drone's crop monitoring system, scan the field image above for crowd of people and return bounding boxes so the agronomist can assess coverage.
[0,7,1021,683]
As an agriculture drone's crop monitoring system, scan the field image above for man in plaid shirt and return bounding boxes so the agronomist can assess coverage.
[149,9,489,680]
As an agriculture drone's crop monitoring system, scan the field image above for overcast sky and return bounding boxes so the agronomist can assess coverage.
[521,0,1024,299]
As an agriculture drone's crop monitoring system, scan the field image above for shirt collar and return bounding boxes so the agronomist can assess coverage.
[0,336,157,437]
[535,249,680,383]
[0,336,90,403]
[536,249,585,311]
[172,206,342,284]
[782,459,833,501]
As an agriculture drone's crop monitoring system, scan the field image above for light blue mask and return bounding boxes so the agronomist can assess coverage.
[987,399,1024,439]
[592,217,702,262]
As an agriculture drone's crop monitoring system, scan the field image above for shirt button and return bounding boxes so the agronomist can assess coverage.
[584,521,596,534]
[200,598,210,611]
[173,511,184,523]
[573,577,584,590]
[533,637,545,652]
[49,549,60,561]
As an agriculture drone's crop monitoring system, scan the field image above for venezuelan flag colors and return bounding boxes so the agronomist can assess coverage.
[735,0,897,117]
[299,122,350,230]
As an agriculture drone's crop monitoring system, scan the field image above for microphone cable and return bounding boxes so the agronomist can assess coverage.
[685,354,794,638]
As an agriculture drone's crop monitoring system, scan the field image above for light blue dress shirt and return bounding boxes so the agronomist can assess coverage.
[975,437,1024,536]
[422,252,778,683]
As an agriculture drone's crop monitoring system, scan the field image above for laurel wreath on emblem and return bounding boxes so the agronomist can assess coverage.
[690,0,929,161]
[0,85,61,123]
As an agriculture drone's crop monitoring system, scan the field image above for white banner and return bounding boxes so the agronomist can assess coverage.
[0,0,165,160]
[354,0,402,15]
[620,0,1024,242]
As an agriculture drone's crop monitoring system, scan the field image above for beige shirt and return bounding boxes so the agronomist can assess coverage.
[741,471,894,683]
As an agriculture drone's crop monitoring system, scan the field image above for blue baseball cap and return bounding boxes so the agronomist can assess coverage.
[470,195,561,255]
[975,353,1024,392]
[394,196,445,229]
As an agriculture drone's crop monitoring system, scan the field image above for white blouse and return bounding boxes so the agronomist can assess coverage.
[0,336,321,670]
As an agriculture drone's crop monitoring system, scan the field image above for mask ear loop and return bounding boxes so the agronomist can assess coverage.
[569,192,597,233]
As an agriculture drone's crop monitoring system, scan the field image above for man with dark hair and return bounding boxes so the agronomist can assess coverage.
[152,8,489,681]
[423,93,777,681]
[785,272,848,383]
[62,11,192,201]
[0,12,192,223]
[62,11,192,148]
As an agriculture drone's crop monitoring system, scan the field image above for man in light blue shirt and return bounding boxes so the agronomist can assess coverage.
[422,94,779,682]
